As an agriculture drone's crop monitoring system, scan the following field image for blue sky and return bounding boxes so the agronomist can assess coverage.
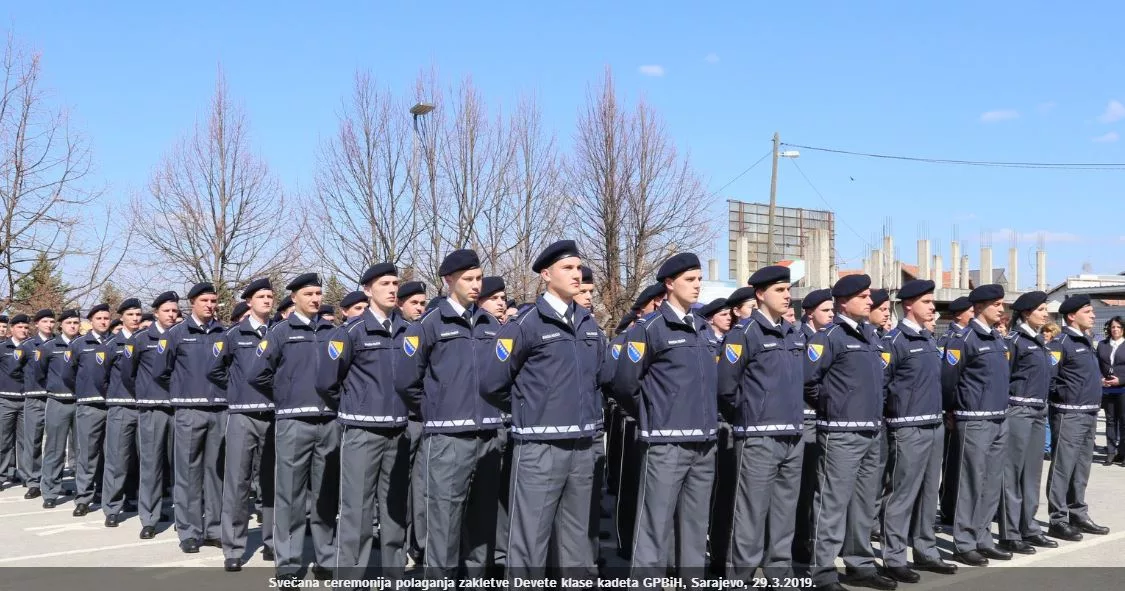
[8,2,1125,287]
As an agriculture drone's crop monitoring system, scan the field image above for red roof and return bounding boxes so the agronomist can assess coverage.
[900,263,954,288]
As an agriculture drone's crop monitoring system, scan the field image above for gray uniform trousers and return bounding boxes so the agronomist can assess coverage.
[406,419,425,555]
[587,429,607,567]
[41,398,77,499]
[222,412,274,560]
[138,407,173,526]
[951,419,1006,553]
[336,425,410,579]
[1046,411,1097,525]
[0,397,24,483]
[101,405,138,516]
[809,430,881,587]
[629,440,716,577]
[172,407,226,541]
[998,405,1047,540]
[507,438,595,578]
[495,426,512,568]
[73,404,107,505]
[727,434,803,581]
[791,417,818,569]
[273,417,340,576]
[422,430,502,579]
[879,424,943,567]
[21,397,46,487]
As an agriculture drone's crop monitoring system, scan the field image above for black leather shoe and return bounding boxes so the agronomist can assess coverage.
[105,514,119,528]
[24,487,41,499]
[913,558,958,574]
[1024,534,1058,548]
[1103,457,1115,466]
[870,530,884,543]
[885,566,919,584]
[262,547,275,561]
[42,498,57,509]
[951,551,988,566]
[140,526,156,539]
[999,540,1035,555]
[72,503,89,517]
[1071,518,1110,535]
[847,573,898,590]
[311,565,333,580]
[202,538,222,548]
[224,558,242,572]
[180,538,200,554]
[1048,523,1083,541]
[978,547,1012,561]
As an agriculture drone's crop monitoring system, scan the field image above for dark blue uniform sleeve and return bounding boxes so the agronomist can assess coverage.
[940,334,965,411]
[62,339,80,391]
[394,320,430,413]
[716,327,750,421]
[207,331,234,389]
[246,330,280,399]
[479,320,524,412]
[315,327,353,408]
[120,339,137,396]
[803,330,833,410]
[611,323,651,410]
[154,329,177,389]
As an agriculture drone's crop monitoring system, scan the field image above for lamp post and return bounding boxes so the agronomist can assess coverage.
[765,132,800,264]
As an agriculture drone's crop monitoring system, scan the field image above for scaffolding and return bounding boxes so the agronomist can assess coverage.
[727,200,836,285]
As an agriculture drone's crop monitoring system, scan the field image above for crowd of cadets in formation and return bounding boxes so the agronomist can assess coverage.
[0,240,1116,590]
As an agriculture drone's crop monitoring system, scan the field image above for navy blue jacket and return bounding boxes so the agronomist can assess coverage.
[0,338,27,399]
[798,323,818,420]
[803,316,885,432]
[1006,324,1056,409]
[611,302,718,443]
[394,300,503,433]
[156,317,226,407]
[598,332,637,417]
[104,331,136,405]
[882,320,943,428]
[716,310,805,437]
[208,319,274,413]
[316,308,409,428]
[37,336,76,400]
[248,313,336,419]
[129,324,172,406]
[20,334,48,397]
[1050,326,1102,414]
[480,296,605,441]
[67,330,110,404]
[940,319,1010,421]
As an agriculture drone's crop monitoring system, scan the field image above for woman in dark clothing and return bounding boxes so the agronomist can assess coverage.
[1096,316,1125,465]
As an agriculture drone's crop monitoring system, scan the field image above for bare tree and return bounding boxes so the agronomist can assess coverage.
[410,67,445,292]
[312,71,414,283]
[133,72,296,302]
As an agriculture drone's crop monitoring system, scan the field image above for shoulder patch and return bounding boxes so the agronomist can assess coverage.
[495,338,513,362]
[946,349,961,365]
[1050,350,1061,366]
[627,341,645,363]
[34,350,41,361]
[328,340,344,361]
[95,351,106,365]
[63,350,72,363]
[157,339,168,354]
[611,343,622,360]
[124,344,134,358]
[725,343,742,364]
[255,340,268,357]
[13,349,22,360]
[880,351,891,368]
[807,343,824,362]
[403,335,419,357]
[212,341,224,357]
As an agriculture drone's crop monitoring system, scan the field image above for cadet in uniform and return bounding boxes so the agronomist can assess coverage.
[879,280,957,582]
[717,266,805,581]
[803,275,895,591]
[209,277,276,571]
[318,263,412,579]
[868,290,891,337]
[20,309,55,499]
[997,291,1058,553]
[575,265,611,570]
[603,309,636,498]
[477,276,513,573]
[1046,294,1110,539]
[481,240,603,577]
[339,291,368,321]
[940,284,1012,566]
[939,295,975,526]
[249,273,339,580]
[102,299,143,527]
[158,283,227,553]
[68,303,112,517]
[793,288,832,569]
[396,280,428,566]
[613,253,716,576]
[395,249,504,579]
[0,314,29,490]
[131,292,179,539]
[699,298,731,353]
[37,309,81,508]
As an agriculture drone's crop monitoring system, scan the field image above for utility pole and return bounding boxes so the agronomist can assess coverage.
[765,131,780,264]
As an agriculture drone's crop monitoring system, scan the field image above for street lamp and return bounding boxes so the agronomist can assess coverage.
[410,102,435,117]
[765,133,800,264]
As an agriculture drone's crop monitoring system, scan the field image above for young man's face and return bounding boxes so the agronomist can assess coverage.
[249,289,274,319]
[710,308,733,333]
[121,308,142,331]
[840,289,873,319]
[666,269,702,306]
[398,294,426,321]
[60,318,81,337]
[344,301,369,319]
[364,275,400,313]
[542,256,583,299]
[36,317,55,336]
[156,301,179,328]
[90,311,111,333]
[10,323,28,341]
[192,293,218,321]
[756,282,791,319]
[809,302,834,329]
[480,292,508,319]
[575,282,595,310]
[293,286,323,317]
[446,268,483,306]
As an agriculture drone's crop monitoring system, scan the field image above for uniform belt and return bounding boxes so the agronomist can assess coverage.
[134,399,170,406]
[277,406,325,416]
[803,409,817,417]
[104,398,135,404]
[0,391,23,397]
[425,419,475,428]
[48,392,74,399]
[1050,403,1100,411]
[816,420,879,428]
[1008,396,1045,406]
[338,412,407,424]
[885,413,942,425]
[76,396,106,403]
[171,397,214,404]
[732,423,800,434]
[640,428,718,438]
[512,423,598,435]
[229,402,275,411]
[952,409,1006,418]
[481,417,502,424]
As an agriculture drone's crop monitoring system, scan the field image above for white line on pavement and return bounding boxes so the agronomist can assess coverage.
[0,538,180,564]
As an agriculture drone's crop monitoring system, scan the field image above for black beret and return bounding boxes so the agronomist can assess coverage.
[897,280,935,301]
[318,304,336,317]
[151,291,179,309]
[58,309,80,322]
[285,273,321,292]
[397,281,426,300]
[948,296,972,314]
[726,287,756,309]
[108,319,121,332]
[439,249,480,277]
[9,314,29,326]
[140,313,154,323]
[532,240,581,273]
[0,315,7,324]
[631,283,667,311]
[340,291,366,309]
[86,303,110,319]
[229,301,249,322]
[33,309,55,322]
[187,282,216,300]
[615,311,637,334]
[869,289,890,308]
[277,295,294,312]
[1059,294,1092,316]
[581,266,594,284]
[832,274,872,298]
[240,277,272,300]
[802,289,832,311]
[360,263,398,286]
[968,284,1004,303]
[747,265,790,288]
[698,298,729,320]
[656,253,701,282]
[1011,291,1048,312]
[480,276,506,300]
[116,298,142,314]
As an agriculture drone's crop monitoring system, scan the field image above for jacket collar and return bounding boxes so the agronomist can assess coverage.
[361,307,405,335]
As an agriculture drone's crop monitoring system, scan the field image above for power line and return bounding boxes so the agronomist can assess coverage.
[788,158,874,253]
[709,150,773,198]
[782,143,1125,170]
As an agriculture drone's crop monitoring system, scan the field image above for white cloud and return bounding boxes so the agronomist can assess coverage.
[1098,100,1125,123]
[1093,131,1119,143]
[979,109,1020,123]
[704,53,720,64]
[990,228,1080,243]
[638,65,665,77]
